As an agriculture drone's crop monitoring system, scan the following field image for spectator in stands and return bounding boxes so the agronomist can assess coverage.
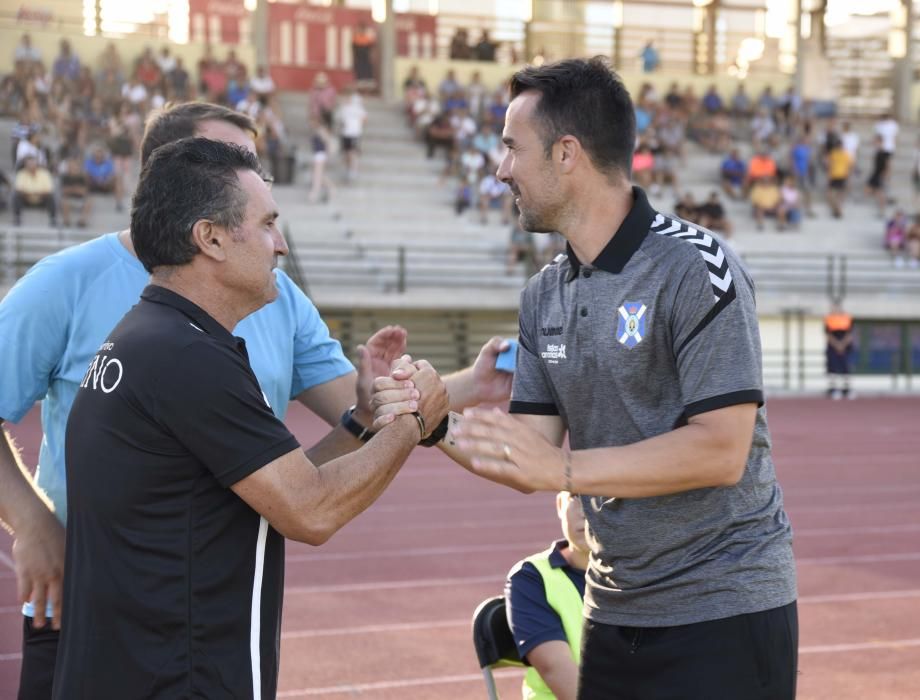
[307,117,333,204]
[874,112,898,165]
[906,217,920,267]
[474,30,497,62]
[308,72,337,130]
[750,175,782,231]
[14,34,42,69]
[505,491,587,700]
[702,85,722,114]
[337,87,367,183]
[223,49,247,85]
[789,132,815,216]
[467,71,487,120]
[864,134,889,217]
[200,53,228,103]
[15,129,46,169]
[640,41,660,72]
[778,176,801,231]
[720,148,746,199]
[134,47,162,94]
[479,171,510,226]
[910,135,920,213]
[631,140,655,190]
[97,42,124,82]
[674,191,697,221]
[59,154,90,227]
[840,121,859,174]
[506,205,535,273]
[52,40,80,85]
[169,57,190,101]
[84,145,116,194]
[696,191,731,236]
[449,28,472,60]
[439,69,461,100]
[108,101,140,211]
[885,209,909,265]
[13,155,56,226]
[121,75,148,110]
[425,111,455,161]
[250,65,275,101]
[824,302,854,399]
[825,138,852,219]
[745,147,777,193]
[352,22,377,88]
[459,141,485,190]
[751,107,776,147]
[731,84,751,118]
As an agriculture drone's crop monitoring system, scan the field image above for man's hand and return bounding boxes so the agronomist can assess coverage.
[452,406,564,493]
[467,337,514,406]
[354,325,407,425]
[410,360,450,439]
[12,506,65,630]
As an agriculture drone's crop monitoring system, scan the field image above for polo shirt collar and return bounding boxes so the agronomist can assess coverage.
[565,186,656,280]
[140,285,238,347]
[548,539,570,568]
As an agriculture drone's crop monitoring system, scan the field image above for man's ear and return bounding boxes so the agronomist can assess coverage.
[190,219,228,262]
[556,135,581,174]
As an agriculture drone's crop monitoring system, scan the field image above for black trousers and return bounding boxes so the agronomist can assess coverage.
[18,616,59,700]
[578,602,798,700]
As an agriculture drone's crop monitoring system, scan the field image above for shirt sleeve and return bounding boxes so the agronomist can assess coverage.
[509,285,559,416]
[505,561,567,664]
[283,275,355,399]
[669,247,764,418]
[0,257,73,423]
[154,339,300,488]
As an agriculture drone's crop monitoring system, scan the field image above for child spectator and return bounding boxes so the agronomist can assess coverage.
[478,172,510,225]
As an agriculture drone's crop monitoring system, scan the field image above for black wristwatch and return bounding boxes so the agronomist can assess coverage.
[419,415,449,447]
[340,405,375,442]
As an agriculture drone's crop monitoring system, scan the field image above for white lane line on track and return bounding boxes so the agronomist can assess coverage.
[801,638,920,654]
[276,668,524,697]
[799,589,920,604]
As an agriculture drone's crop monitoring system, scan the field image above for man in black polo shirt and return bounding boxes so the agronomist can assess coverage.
[54,138,449,699]
[375,58,797,699]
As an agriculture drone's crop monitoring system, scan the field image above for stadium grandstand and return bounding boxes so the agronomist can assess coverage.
[0,1,919,696]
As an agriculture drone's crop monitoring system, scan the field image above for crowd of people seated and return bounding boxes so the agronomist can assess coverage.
[1,34,289,228]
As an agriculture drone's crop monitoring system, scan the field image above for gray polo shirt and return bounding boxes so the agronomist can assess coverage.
[510,187,796,628]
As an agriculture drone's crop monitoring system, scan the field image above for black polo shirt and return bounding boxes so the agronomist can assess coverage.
[510,187,795,628]
[56,285,300,699]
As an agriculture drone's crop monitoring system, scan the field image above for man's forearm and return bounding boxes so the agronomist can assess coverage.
[443,368,477,411]
[0,426,54,534]
[305,423,367,466]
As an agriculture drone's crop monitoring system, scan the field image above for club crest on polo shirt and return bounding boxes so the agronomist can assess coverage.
[616,302,648,349]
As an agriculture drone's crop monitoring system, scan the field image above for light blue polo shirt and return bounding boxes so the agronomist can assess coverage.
[0,232,354,615]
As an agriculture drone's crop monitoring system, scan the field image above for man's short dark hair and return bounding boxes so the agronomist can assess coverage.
[509,57,636,178]
[141,102,258,166]
[131,138,262,273]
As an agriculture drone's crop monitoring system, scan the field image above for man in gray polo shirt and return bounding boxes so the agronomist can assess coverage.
[374,57,797,699]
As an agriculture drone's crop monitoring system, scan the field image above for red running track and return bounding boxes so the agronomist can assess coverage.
[1,397,919,698]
